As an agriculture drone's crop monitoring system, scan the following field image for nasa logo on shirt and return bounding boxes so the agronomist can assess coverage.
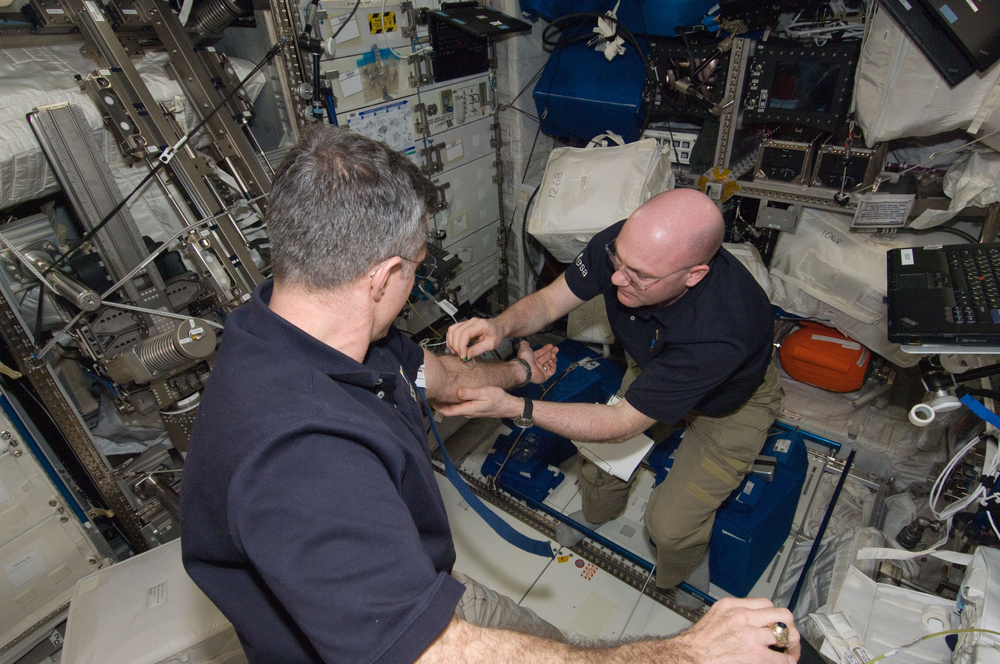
[575,254,588,278]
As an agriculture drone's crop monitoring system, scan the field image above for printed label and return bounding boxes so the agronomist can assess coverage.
[145,581,167,609]
[5,551,45,589]
[852,193,915,228]
[84,0,106,21]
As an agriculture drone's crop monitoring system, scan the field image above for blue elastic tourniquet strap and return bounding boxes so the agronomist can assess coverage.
[961,392,1000,429]
[419,389,554,559]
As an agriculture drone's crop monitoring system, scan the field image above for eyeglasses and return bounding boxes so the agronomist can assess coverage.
[604,240,692,291]
[403,252,437,280]
[369,252,438,280]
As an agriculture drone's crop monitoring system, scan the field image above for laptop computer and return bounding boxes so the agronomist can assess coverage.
[887,242,1000,346]
[881,0,977,87]
[915,0,1000,72]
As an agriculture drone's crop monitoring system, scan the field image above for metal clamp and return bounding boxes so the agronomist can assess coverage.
[413,102,428,136]
[400,1,416,39]
[434,182,450,212]
[419,142,444,175]
[408,52,433,88]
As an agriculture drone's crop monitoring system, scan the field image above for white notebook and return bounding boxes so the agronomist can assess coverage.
[572,395,655,482]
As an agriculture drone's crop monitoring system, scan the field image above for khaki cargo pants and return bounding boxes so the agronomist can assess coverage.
[452,570,566,642]
[578,360,784,589]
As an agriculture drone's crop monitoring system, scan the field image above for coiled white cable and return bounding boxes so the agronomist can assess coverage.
[928,435,1000,522]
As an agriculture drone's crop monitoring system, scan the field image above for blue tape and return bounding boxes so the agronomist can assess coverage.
[960,392,1000,429]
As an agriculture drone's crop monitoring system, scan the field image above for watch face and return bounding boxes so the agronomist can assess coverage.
[513,417,533,428]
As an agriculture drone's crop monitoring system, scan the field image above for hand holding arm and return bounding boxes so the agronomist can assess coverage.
[423,342,558,406]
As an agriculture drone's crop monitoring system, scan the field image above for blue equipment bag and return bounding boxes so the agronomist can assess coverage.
[709,426,808,596]
[646,422,808,596]
[483,340,626,501]
[533,40,648,143]
[481,427,575,502]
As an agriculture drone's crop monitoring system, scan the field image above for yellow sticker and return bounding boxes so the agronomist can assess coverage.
[368,11,396,33]
[557,555,570,563]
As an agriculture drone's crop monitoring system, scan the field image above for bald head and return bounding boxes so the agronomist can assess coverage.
[621,189,724,267]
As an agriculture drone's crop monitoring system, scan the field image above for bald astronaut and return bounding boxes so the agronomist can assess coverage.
[441,189,783,596]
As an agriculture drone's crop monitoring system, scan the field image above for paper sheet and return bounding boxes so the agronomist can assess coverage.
[572,396,654,482]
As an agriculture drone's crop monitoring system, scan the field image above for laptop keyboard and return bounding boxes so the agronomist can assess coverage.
[947,246,1000,324]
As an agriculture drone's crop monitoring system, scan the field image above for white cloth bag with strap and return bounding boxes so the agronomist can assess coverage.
[855,5,1000,147]
[527,131,671,263]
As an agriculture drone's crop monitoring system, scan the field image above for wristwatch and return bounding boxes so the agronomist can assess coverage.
[512,357,532,387]
[513,396,534,428]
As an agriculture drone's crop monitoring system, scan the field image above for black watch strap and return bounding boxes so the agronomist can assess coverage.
[514,396,533,428]
[513,357,531,387]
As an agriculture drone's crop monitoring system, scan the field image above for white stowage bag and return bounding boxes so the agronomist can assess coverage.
[854,5,1000,147]
[912,150,1000,228]
[0,44,266,211]
[527,132,671,262]
[768,208,958,367]
[61,539,245,664]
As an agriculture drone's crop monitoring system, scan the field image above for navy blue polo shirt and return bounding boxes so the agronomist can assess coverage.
[564,220,774,426]
[181,280,464,664]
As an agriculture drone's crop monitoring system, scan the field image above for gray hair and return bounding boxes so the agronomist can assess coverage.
[266,126,437,291]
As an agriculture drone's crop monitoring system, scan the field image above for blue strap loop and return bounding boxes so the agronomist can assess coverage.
[419,389,555,559]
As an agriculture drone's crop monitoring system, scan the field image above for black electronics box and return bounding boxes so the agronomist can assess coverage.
[427,2,531,82]
[754,139,814,185]
[741,39,860,131]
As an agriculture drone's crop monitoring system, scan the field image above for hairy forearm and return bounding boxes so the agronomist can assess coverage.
[489,291,558,340]
[490,275,579,341]
[531,401,649,444]
[419,617,694,664]
[429,355,527,405]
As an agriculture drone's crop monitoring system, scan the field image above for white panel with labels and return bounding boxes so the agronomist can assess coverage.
[430,153,500,250]
[311,2,411,59]
[0,507,102,655]
[417,116,494,178]
[453,250,500,309]
[418,77,493,138]
[444,218,501,272]
[326,45,418,118]
[0,447,61,553]
[332,71,492,136]
[0,403,105,657]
